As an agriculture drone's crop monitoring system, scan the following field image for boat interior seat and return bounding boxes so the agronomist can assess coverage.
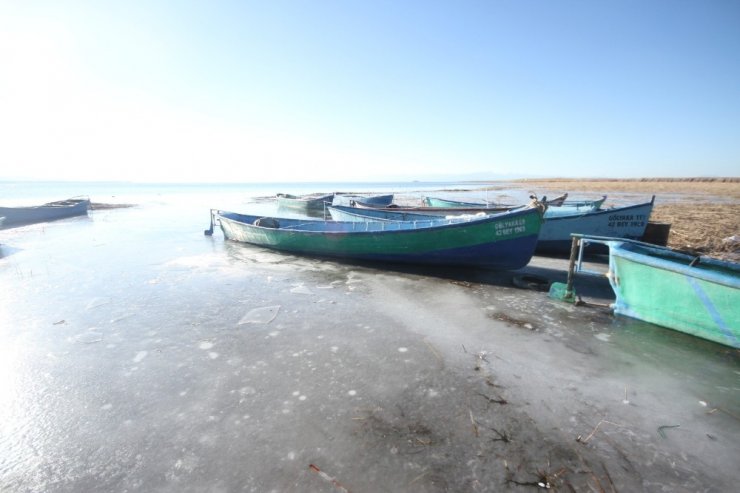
[254,217,280,228]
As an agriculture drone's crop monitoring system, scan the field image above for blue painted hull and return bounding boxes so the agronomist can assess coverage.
[0,198,90,228]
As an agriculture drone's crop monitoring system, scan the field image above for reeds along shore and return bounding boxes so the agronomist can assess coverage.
[517,177,739,183]
[484,178,739,261]
[506,177,740,197]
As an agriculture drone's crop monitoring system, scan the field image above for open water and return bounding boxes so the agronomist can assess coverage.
[1,180,737,492]
[0,180,533,208]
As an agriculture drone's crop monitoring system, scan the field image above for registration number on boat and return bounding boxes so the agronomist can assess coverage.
[607,213,647,228]
[494,218,526,236]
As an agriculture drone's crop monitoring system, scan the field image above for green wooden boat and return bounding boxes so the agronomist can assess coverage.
[205,206,544,270]
[565,235,740,348]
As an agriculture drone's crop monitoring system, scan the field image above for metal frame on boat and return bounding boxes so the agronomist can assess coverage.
[552,234,740,348]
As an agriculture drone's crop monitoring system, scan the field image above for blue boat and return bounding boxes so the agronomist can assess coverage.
[422,196,514,208]
[0,197,90,228]
[205,206,544,270]
[329,196,655,254]
[537,197,654,253]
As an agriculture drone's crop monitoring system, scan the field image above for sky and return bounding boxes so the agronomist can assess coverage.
[1,0,738,183]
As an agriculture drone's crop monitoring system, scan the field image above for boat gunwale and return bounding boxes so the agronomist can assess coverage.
[611,242,740,289]
[575,234,740,289]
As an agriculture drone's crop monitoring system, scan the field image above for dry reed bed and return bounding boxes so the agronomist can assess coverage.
[508,178,740,260]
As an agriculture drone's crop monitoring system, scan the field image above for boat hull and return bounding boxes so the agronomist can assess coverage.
[276,193,334,212]
[0,198,90,227]
[216,207,543,270]
[608,241,740,348]
[537,199,654,253]
[331,200,654,255]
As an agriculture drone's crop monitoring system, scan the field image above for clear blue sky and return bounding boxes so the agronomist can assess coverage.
[1,0,738,182]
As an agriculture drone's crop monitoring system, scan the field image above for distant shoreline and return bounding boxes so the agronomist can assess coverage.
[510,176,739,183]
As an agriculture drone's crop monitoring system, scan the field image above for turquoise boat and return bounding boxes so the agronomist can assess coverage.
[542,195,607,217]
[205,206,544,270]
[570,235,740,348]
[423,195,606,215]
[422,196,514,208]
[332,193,394,207]
[276,193,334,212]
[561,195,607,209]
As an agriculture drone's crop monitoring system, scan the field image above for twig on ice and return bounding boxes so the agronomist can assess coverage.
[308,464,351,493]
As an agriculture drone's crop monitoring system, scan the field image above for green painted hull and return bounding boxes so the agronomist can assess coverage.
[609,242,740,348]
[215,207,544,269]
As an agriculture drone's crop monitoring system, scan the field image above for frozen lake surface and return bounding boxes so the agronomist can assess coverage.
[1,195,738,492]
